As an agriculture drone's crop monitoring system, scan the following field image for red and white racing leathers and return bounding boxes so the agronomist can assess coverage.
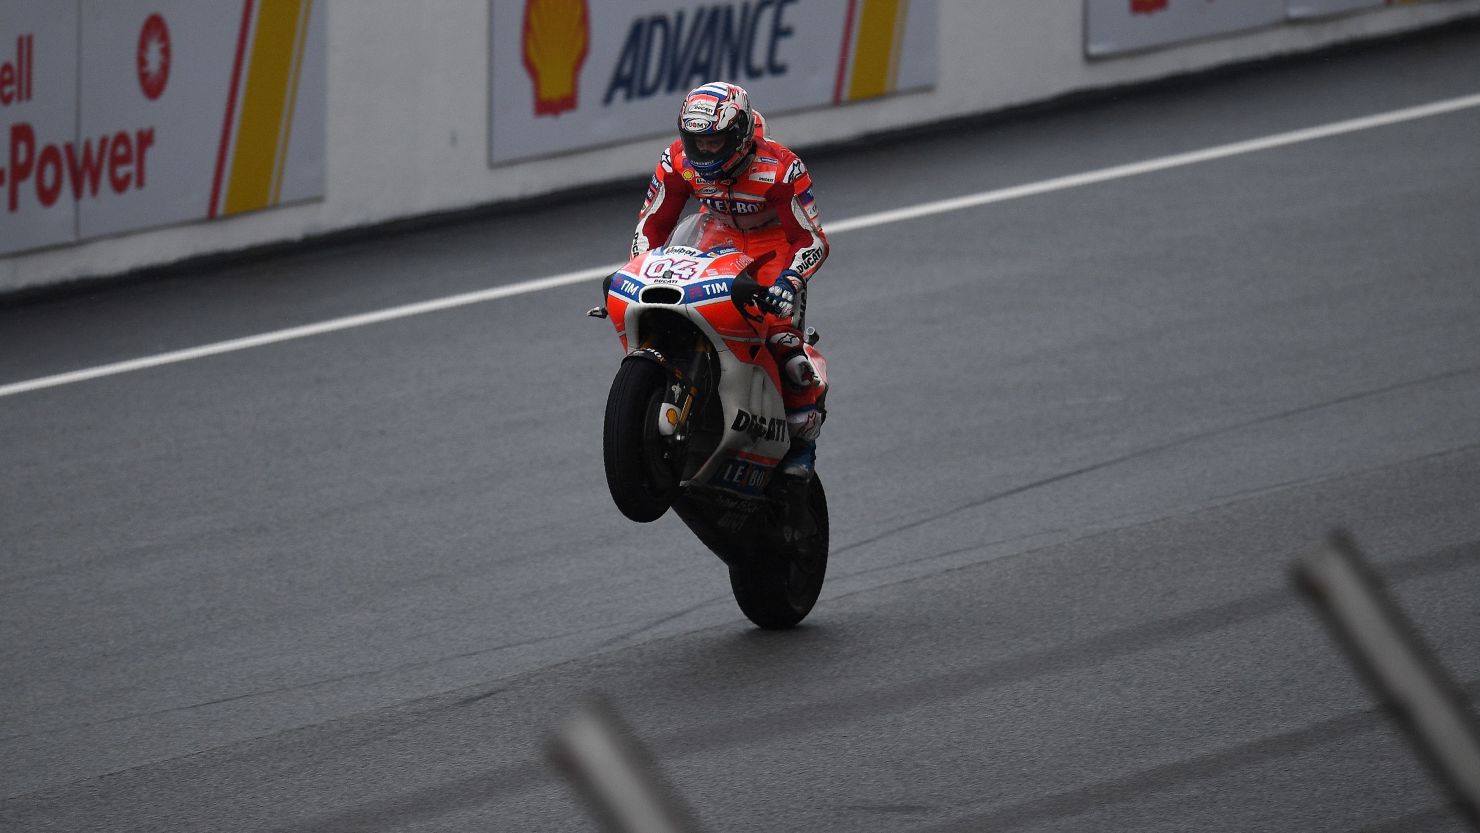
[633,115,828,429]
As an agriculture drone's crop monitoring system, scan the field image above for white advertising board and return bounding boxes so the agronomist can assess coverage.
[1086,0,1286,57]
[1,2,79,255]
[0,0,325,257]
[489,0,938,165]
[80,0,326,239]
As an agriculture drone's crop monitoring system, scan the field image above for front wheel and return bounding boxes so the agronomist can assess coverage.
[729,475,830,629]
[603,358,680,522]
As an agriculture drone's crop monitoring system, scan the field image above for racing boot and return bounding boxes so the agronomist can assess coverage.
[778,438,817,479]
[778,406,823,480]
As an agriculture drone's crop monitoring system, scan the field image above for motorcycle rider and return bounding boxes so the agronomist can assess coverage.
[633,81,829,480]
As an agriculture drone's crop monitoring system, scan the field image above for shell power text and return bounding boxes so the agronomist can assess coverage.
[2,34,156,212]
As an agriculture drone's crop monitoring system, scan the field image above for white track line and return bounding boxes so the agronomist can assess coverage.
[0,268,616,397]
[827,92,1480,234]
[5,92,1479,400]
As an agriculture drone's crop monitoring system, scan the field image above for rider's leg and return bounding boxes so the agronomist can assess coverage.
[766,326,825,478]
[744,228,826,477]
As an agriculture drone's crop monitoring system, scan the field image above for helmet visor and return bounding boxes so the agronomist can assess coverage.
[681,130,739,168]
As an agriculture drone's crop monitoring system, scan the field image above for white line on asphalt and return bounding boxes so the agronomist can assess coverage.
[827,92,1480,234]
[5,92,1480,399]
[0,269,616,398]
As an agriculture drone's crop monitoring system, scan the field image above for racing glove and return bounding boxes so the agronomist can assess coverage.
[763,271,805,320]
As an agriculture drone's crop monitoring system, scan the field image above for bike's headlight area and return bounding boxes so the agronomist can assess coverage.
[640,286,684,305]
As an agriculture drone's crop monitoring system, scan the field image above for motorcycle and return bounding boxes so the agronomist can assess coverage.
[589,211,830,629]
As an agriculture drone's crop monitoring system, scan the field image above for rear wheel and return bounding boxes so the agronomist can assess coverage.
[603,358,680,522]
[729,475,830,629]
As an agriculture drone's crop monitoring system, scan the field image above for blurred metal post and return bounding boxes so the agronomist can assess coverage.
[548,697,702,833]
[1294,530,1480,828]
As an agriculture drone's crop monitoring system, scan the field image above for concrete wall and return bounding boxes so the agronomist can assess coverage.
[3,0,1477,294]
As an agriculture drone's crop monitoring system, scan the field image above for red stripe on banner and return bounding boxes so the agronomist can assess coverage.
[209,0,256,218]
[833,0,859,105]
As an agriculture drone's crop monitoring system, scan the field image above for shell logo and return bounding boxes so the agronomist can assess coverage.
[137,13,171,100]
[521,0,589,116]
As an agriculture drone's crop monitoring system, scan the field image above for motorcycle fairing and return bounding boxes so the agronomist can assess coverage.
[684,351,789,494]
[608,250,784,394]
[606,246,792,501]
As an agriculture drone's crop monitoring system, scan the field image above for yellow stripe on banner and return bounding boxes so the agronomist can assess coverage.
[847,0,902,102]
[271,0,312,205]
[887,0,909,93]
[224,0,308,216]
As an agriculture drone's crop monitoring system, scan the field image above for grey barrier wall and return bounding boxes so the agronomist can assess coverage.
[1,0,1477,294]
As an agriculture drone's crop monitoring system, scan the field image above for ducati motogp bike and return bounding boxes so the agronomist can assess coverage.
[590,212,830,629]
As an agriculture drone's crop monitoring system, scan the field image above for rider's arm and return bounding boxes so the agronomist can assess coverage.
[633,142,690,258]
[770,155,829,281]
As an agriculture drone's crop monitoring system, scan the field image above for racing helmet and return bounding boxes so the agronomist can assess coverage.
[677,82,755,181]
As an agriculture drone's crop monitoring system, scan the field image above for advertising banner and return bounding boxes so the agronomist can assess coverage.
[1,0,325,257]
[1086,0,1286,57]
[490,0,938,165]
[1,2,79,254]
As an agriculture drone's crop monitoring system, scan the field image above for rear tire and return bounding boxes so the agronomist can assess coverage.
[603,358,680,523]
[729,475,830,629]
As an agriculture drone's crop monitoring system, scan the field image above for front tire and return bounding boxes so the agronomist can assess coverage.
[729,475,830,629]
[603,358,680,523]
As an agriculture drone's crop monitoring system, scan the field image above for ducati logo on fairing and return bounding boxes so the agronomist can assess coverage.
[731,409,787,441]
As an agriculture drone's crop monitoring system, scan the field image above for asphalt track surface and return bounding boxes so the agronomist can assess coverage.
[4,23,1480,833]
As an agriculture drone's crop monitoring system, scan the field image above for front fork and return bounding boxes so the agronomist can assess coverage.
[644,333,710,444]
